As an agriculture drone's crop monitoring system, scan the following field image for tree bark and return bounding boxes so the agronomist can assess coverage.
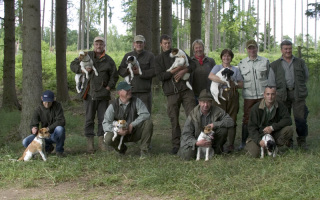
[2,0,21,110]
[190,0,202,56]
[257,0,260,48]
[274,0,276,49]
[136,0,152,51]
[41,0,45,40]
[264,0,267,51]
[294,0,296,44]
[81,0,85,50]
[176,0,179,49]
[204,0,210,55]
[19,0,43,138]
[77,0,82,50]
[86,0,90,50]
[104,0,108,51]
[152,0,160,56]
[50,0,54,50]
[161,0,172,36]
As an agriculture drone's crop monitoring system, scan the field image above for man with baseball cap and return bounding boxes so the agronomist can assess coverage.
[103,81,153,159]
[178,89,234,160]
[118,35,155,114]
[22,90,66,157]
[70,36,119,153]
[237,39,270,150]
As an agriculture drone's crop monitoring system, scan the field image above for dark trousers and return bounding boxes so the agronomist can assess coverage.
[84,95,109,137]
[132,91,152,114]
[167,90,196,149]
[242,99,262,144]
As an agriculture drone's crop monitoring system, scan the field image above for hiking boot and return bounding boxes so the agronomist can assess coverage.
[297,136,308,150]
[224,145,234,154]
[46,144,55,154]
[98,136,107,152]
[237,142,246,151]
[56,152,66,158]
[87,136,95,154]
[170,147,179,155]
[140,150,150,160]
[118,145,127,155]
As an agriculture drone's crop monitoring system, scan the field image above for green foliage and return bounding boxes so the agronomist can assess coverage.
[121,0,137,34]
[305,3,320,18]
[258,23,277,52]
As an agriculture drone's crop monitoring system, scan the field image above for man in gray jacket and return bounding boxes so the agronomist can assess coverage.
[238,39,270,150]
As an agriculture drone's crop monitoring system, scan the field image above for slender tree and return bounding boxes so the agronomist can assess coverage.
[2,0,21,110]
[152,0,160,56]
[19,0,43,138]
[268,0,271,50]
[301,0,303,46]
[281,0,283,41]
[204,0,210,55]
[176,0,180,48]
[81,0,85,49]
[212,0,218,51]
[50,0,54,50]
[273,0,276,49]
[86,0,90,49]
[257,0,260,46]
[77,0,82,50]
[264,0,267,50]
[104,0,107,50]
[161,0,172,36]
[41,0,45,40]
[190,0,202,56]
[294,0,297,44]
[136,0,152,51]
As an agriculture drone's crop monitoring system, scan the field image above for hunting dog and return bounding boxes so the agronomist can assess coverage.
[167,48,193,90]
[18,128,51,161]
[260,134,278,158]
[104,120,128,150]
[75,51,97,93]
[125,56,142,84]
[196,125,215,161]
[210,68,236,105]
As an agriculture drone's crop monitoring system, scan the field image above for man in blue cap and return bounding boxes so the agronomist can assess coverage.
[22,90,66,157]
[102,81,153,159]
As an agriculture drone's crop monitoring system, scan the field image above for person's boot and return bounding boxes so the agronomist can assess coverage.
[297,136,308,150]
[87,136,95,154]
[98,136,107,151]
[238,124,248,151]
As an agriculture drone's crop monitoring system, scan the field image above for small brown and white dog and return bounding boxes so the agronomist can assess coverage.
[75,51,97,93]
[104,120,128,150]
[210,68,237,105]
[196,125,215,161]
[18,128,51,161]
[261,134,278,158]
[125,56,142,84]
[167,48,193,90]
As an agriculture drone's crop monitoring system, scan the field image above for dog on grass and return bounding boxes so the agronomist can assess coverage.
[260,134,278,158]
[210,68,237,105]
[167,48,193,90]
[18,128,51,161]
[75,51,97,93]
[125,56,142,84]
[104,120,128,150]
[196,125,215,161]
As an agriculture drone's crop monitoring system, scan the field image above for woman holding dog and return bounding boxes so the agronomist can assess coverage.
[208,49,243,153]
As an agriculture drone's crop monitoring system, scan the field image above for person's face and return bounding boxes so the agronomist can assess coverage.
[193,43,204,57]
[247,46,258,58]
[263,87,276,106]
[199,100,212,114]
[42,101,53,109]
[133,41,145,53]
[160,39,171,52]
[281,45,293,60]
[221,53,232,65]
[93,40,105,53]
[118,89,132,101]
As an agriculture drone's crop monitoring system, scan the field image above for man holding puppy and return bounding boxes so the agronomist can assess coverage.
[70,36,119,154]
[245,86,294,158]
[118,35,155,114]
[22,90,66,157]
[102,81,153,159]
[178,89,234,160]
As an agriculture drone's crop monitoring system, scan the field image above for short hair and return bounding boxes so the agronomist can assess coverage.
[265,86,276,90]
[192,39,204,52]
[160,34,171,43]
[280,40,293,48]
[220,49,234,60]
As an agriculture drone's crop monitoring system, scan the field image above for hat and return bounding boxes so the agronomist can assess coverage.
[116,81,132,91]
[42,90,54,102]
[246,39,257,48]
[93,36,105,43]
[198,89,213,101]
[134,35,145,42]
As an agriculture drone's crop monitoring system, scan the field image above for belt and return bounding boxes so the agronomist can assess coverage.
[287,87,294,91]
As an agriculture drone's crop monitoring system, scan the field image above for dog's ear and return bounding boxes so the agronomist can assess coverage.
[171,48,179,55]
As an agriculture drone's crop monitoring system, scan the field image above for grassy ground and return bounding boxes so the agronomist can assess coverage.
[0,85,320,199]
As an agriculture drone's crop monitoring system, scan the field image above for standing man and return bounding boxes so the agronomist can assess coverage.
[178,89,234,160]
[155,34,197,155]
[268,40,309,149]
[70,36,119,153]
[245,86,294,158]
[237,39,270,150]
[118,35,155,114]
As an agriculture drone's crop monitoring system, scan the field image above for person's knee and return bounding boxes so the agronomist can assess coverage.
[22,138,28,148]
[178,148,195,161]
[54,126,65,135]
[244,139,260,158]
[103,132,114,146]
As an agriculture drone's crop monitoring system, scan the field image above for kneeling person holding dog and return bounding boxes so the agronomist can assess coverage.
[102,81,153,159]
[22,90,66,157]
[245,86,294,158]
[178,89,234,160]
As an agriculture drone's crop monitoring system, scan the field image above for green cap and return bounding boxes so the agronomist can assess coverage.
[246,39,257,48]
[198,89,213,101]
[116,81,132,91]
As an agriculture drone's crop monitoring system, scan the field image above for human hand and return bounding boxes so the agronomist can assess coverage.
[128,124,133,134]
[263,126,273,134]
[259,140,265,148]
[132,66,140,75]
[118,128,129,136]
[86,68,93,73]
[31,127,38,134]
[174,68,188,82]
[196,139,212,147]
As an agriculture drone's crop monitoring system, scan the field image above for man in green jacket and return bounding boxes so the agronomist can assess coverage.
[178,89,234,160]
[245,86,294,158]
[70,36,119,153]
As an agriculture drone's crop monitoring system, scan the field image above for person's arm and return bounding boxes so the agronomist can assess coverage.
[70,57,82,74]
[155,55,174,82]
[138,53,156,79]
[118,54,130,78]
[130,98,150,128]
[102,104,116,133]
[208,72,227,84]
[210,108,234,129]
[47,102,66,132]
[270,102,293,132]
[267,68,276,87]
[107,58,119,89]
[180,116,197,148]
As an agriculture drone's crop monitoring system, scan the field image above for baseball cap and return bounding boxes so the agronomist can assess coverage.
[246,39,258,48]
[134,35,145,42]
[93,36,105,43]
[116,81,132,91]
[42,90,54,102]
[198,89,213,101]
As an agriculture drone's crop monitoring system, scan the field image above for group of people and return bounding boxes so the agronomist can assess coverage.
[21,34,309,160]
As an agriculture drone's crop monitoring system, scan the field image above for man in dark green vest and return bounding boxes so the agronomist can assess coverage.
[268,40,309,149]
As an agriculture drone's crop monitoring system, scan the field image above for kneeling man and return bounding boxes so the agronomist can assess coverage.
[245,86,294,157]
[178,89,234,160]
[102,81,153,159]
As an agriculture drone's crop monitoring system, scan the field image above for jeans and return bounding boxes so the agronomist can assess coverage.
[22,126,65,153]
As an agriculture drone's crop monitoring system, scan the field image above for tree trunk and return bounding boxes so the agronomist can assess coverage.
[161,0,172,36]
[190,0,202,56]
[81,0,85,50]
[55,0,69,102]
[204,0,210,55]
[19,0,43,138]
[50,0,54,50]
[222,2,225,48]
[257,0,260,48]
[264,0,266,51]
[104,0,108,51]
[268,0,271,50]
[274,0,276,49]
[41,0,45,40]
[212,0,217,51]
[315,3,317,49]
[2,0,21,110]
[77,0,82,50]
[301,0,303,46]
[281,0,283,42]
[86,0,90,50]
[136,0,152,51]
[152,0,160,56]
[18,0,23,50]
[294,0,296,44]
[238,0,241,53]
[306,0,309,48]
[183,5,189,50]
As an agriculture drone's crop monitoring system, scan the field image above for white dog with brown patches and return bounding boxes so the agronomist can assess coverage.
[125,56,142,84]
[196,125,215,161]
[104,120,128,150]
[167,48,193,90]
[18,128,51,161]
